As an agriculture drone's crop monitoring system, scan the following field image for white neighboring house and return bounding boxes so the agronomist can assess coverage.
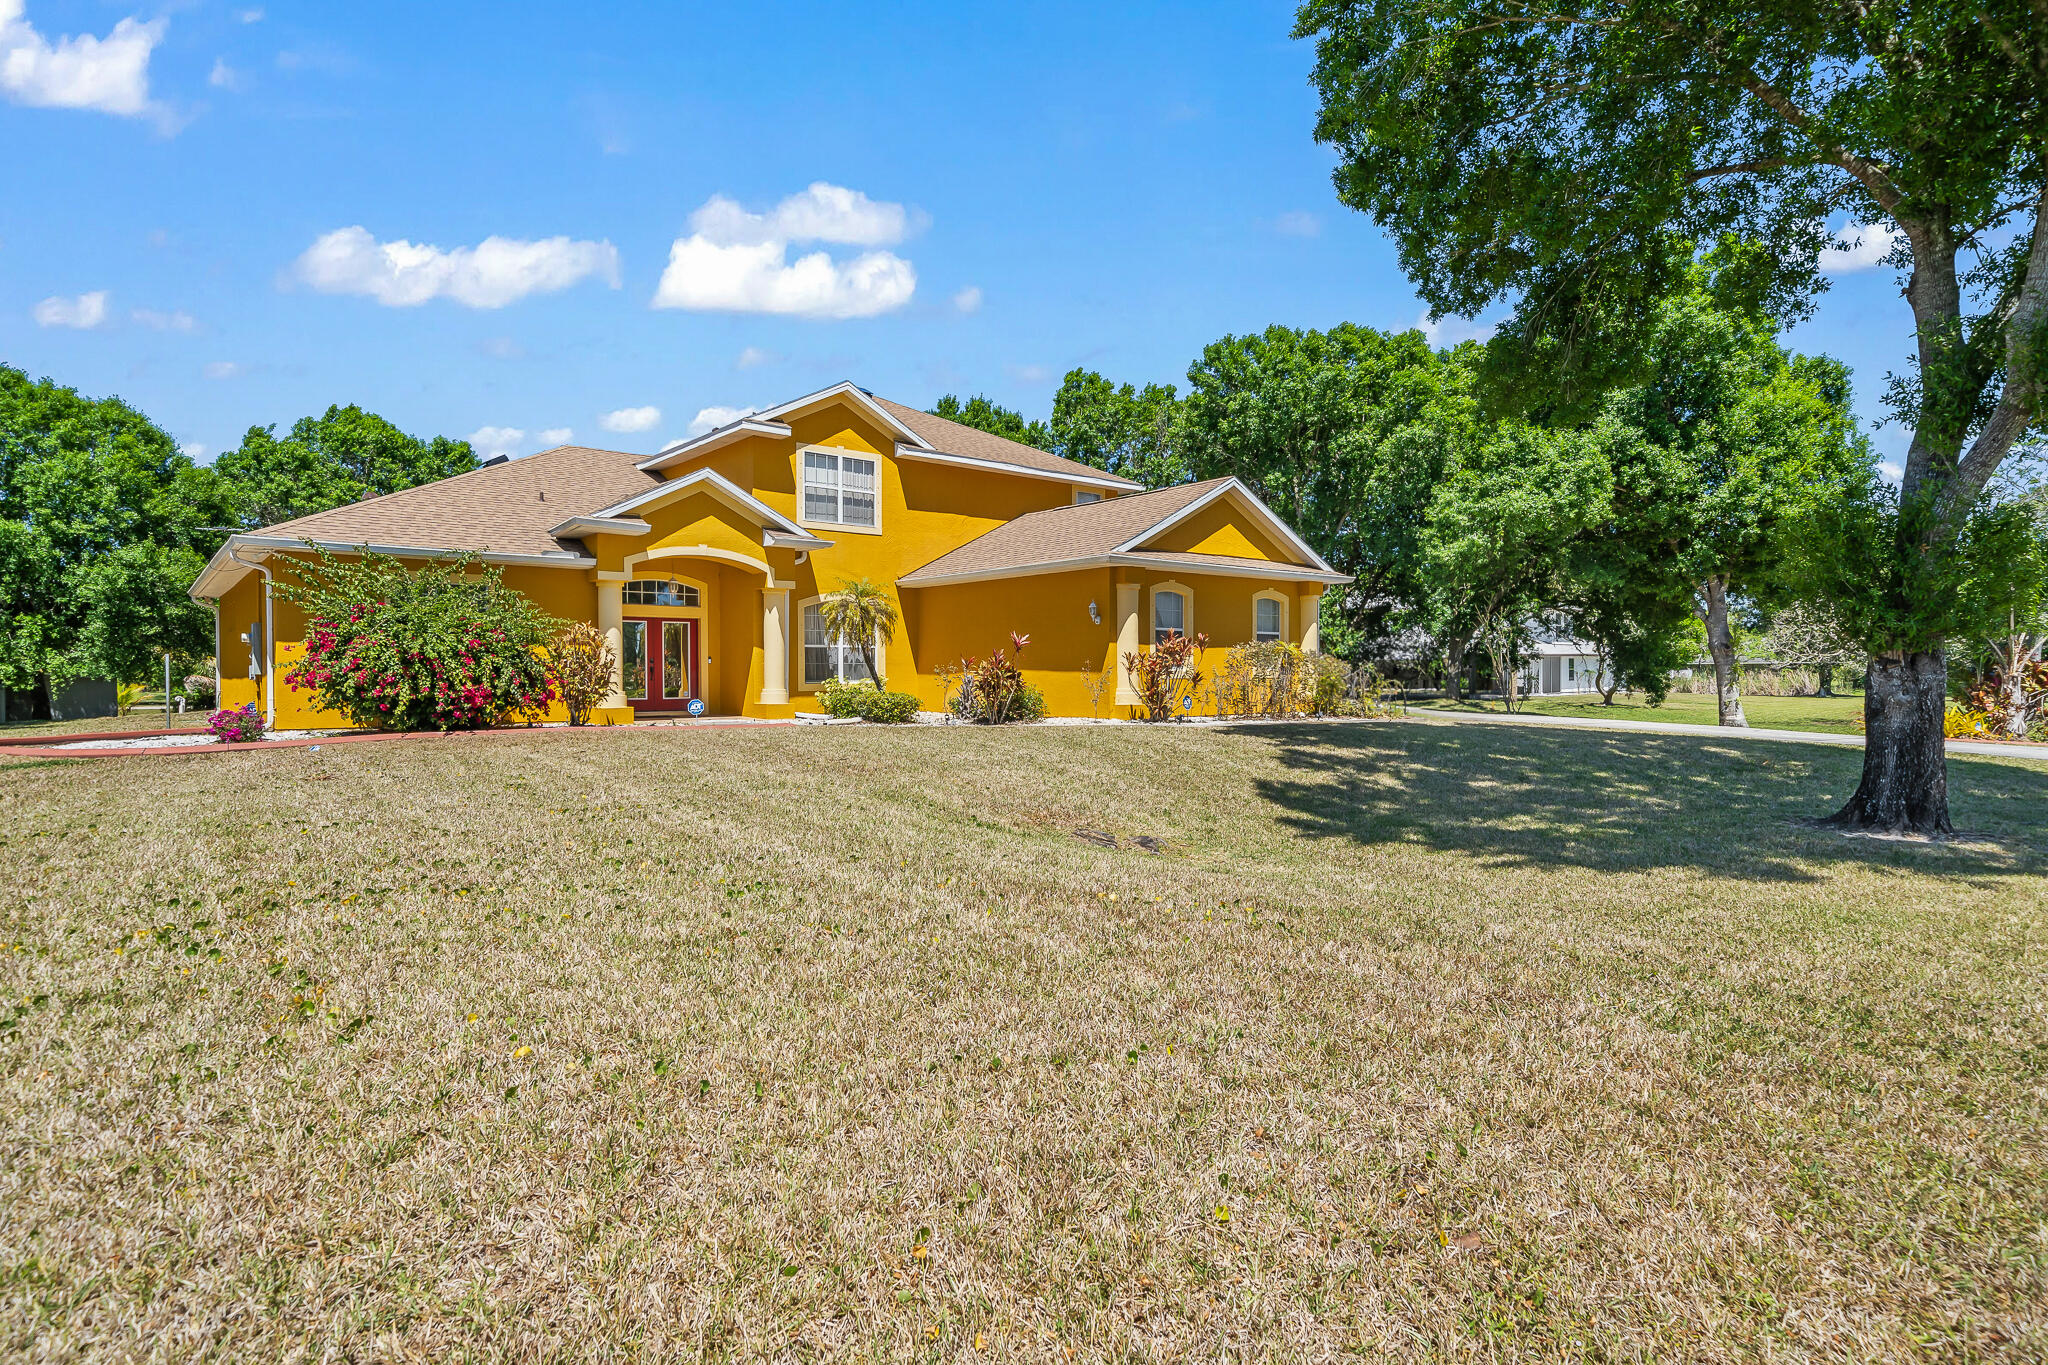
[1518,638,1606,696]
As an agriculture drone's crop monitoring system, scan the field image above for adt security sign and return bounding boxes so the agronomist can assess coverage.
[687,698,706,717]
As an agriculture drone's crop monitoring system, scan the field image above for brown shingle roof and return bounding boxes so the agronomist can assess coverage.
[871,395,1141,487]
[898,479,1243,582]
[252,445,660,558]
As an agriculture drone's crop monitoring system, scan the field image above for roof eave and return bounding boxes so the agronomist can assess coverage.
[891,442,1142,491]
[898,553,1351,589]
[188,533,596,600]
[638,419,793,471]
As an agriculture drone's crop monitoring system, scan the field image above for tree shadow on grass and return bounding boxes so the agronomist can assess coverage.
[1239,720,2048,884]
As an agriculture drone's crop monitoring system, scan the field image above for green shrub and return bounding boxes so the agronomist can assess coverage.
[860,690,921,723]
[1009,682,1047,722]
[818,679,920,723]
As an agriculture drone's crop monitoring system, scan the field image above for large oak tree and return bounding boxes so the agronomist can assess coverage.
[1295,0,2046,833]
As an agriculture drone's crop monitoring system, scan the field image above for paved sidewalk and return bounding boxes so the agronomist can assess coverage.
[1404,705,2048,761]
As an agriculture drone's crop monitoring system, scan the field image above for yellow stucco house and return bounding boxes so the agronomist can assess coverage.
[189,383,1350,727]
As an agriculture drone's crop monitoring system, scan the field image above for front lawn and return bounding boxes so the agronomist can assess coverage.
[2,724,2042,1359]
[1414,688,1868,734]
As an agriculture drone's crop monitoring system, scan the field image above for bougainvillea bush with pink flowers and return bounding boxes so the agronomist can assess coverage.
[279,545,560,731]
[206,702,266,743]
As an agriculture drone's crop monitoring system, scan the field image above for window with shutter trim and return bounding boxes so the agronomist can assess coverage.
[801,602,875,686]
[1254,597,1282,642]
[1153,590,1186,645]
[802,450,877,527]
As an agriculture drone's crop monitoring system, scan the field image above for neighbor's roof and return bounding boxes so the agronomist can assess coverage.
[251,444,661,559]
[897,478,1351,586]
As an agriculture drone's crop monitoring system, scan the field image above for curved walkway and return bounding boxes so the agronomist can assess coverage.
[1405,705,2048,762]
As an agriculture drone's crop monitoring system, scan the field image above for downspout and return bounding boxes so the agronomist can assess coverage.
[226,543,275,730]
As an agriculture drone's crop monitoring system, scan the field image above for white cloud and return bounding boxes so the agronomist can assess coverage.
[33,290,108,328]
[292,225,622,308]
[600,405,661,434]
[735,345,778,369]
[202,360,242,380]
[237,7,264,22]
[537,427,573,446]
[686,182,924,248]
[685,405,755,437]
[467,425,524,458]
[131,306,195,331]
[1273,211,1321,238]
[0,0,165,119]
[1819,221,1899,273]
[652,182,920,319]
[1416,310,1497,347]
[208,57,240,90]
[951,285,982,314]
[476,335,525,360]
[179,441,206,459]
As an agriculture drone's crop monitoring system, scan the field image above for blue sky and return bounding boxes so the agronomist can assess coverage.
[3,0,1913,470]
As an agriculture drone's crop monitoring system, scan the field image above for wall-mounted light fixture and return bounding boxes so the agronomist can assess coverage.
[1088,600,1101,625]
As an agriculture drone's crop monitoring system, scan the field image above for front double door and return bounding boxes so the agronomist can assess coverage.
[622,617,700,712]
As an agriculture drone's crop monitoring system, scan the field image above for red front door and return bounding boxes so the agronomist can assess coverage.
[621,617,699,711]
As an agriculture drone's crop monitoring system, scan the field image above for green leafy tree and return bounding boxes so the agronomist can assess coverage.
[1587,287,1873,726]
[1049,369,1189,488]
[816,578,900,690]
[215,404,477,526]
[1177,324,1477,655]
[0,365,234,711]
[1420,423,1612,706]
[927,394,1053,451]
[1296,0,2047,829]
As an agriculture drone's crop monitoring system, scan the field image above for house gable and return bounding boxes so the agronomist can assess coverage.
[1133,492,1297,563]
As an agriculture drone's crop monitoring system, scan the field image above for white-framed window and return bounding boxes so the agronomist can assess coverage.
[802,449,877,528]
[1074,488,1103,505]
[801,600,875,687]
[623,578,699,607]
[1153,587,1188,645]
[1254,594,1284,642]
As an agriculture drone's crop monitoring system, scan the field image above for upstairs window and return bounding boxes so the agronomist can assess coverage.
[1153,589,1186,645]
[1074,489,1103,505]
[803,450,877,527]
[624,579,699,607]
[1254,596,1283,642]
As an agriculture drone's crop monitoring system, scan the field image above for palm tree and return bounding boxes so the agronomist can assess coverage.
[818,578,899,690]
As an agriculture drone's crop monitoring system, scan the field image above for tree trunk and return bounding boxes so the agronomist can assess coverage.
[1698,577,1747,728]
[1817,663,1834,698]
[1443,634,1470,702]
[1825,649,1952,835]
[1596,648,1619,704]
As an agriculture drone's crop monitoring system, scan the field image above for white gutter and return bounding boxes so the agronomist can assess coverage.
[225,542,275,730]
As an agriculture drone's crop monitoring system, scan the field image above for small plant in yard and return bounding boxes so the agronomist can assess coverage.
[115,682,147,716]
[1122,631,1208,721]
[550,622,616,726]
[953,633,1034,723]
[1078,656,1114,720]
[278,544,559,731]
[183,673,217,705]
[816,578,900,689]
[206,702,265,743]
[933,660,964,720]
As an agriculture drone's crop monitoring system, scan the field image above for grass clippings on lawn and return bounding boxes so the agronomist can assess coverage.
[1,723,2044,1361]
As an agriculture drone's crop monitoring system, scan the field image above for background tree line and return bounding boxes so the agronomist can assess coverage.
[0,363,478,717]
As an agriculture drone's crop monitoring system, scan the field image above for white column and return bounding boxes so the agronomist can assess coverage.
[1299,589,1323,654]
[596,576,627,709]
[759,587,790,705]
[1114,581,1141,704]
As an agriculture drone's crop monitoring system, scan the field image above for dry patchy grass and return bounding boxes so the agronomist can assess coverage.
[1,722,2044,1361]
